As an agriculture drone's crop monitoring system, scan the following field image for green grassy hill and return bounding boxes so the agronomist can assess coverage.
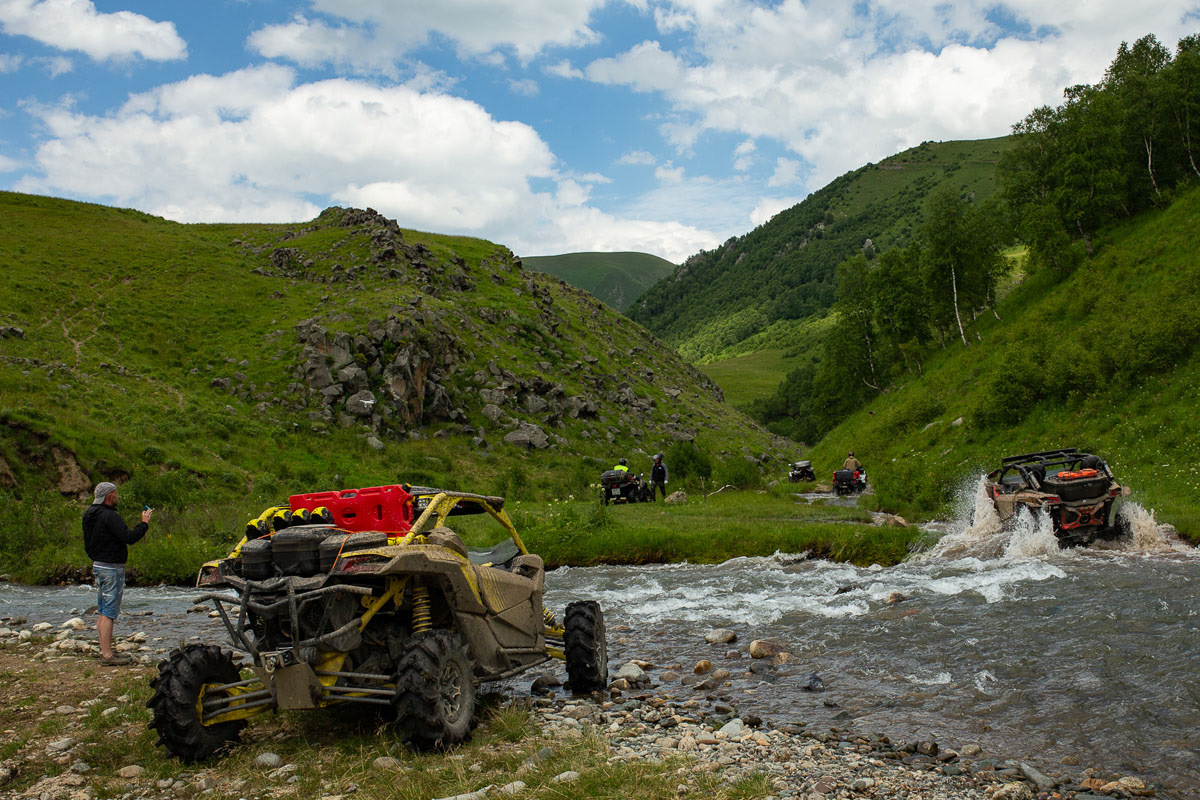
[0,192,792,578]
[630,136,1016,362]
[801,184,1200,538]
[522,251,675,311]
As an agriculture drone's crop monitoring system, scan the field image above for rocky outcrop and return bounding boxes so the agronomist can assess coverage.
[247,207,476,294]
[294,311,467,434]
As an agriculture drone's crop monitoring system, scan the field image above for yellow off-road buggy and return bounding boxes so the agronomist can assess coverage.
[147,487,608,762]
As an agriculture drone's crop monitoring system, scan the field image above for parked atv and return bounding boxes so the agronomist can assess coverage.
[148,485,608,762]
[986,449,1130,547]
[788,461,816,482]
[832,468,866,496]
[600,470,651,504]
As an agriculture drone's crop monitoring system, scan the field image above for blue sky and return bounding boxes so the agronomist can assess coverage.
[1,1,1198,262]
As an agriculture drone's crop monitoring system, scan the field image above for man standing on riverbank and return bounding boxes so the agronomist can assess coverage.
[650,453,668,500]
[83,482,152,666]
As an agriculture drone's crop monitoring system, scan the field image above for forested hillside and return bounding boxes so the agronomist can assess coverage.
[752,32,1200,447]
[628,137,1015,361]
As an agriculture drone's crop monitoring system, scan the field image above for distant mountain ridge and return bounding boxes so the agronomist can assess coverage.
[522,251,675,311]
[630,136,1016,362]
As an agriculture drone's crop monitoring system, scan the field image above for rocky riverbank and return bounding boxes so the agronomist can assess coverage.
[0,618,1166,800]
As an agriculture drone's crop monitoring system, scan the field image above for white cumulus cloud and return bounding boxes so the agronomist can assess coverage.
[618,150,657,166]
[18,64,711,262]
[249,0,606,71]
[583,0,1200,190]
[0,0,185,62]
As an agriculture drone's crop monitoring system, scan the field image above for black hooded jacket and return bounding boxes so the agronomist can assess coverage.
[82,503,148,564]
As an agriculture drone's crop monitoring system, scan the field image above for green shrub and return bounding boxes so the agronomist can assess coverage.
[665,441,712,483]
[711,455,761,489]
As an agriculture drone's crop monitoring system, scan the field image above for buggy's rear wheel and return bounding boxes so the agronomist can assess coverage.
[564,601,608,693]
[393,631,476,749]
[147,644,247,762]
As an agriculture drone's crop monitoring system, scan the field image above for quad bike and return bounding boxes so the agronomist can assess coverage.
[147,484,608,762]
[600,470,651,505]
[986,448,1131,547]
[832,468,866,496]
[788,461,816,482]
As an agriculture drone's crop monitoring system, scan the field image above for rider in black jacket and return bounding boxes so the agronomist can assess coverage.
[83,482,151,665]
[650,453,669,500]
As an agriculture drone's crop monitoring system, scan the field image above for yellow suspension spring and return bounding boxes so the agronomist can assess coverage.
[412,582,432,634]
[543,607,556,627]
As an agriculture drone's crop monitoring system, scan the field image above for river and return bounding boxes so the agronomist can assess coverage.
[2,483,1196,795]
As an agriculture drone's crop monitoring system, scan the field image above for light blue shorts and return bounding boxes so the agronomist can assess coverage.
[93,564,125,619]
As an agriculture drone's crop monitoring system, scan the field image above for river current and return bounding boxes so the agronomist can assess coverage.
[2,481,1196,794]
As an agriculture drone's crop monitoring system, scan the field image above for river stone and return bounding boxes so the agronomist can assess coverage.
[990,783,1033,800]
[705,628,737,644]
[117,765,144,779]
[799,672,824,691]
[497,781,527,795]
[61,617,86,630]
[1100,777,1146,793]
[749,638,786,658]
[32,622,52,632]
[552,771,580,783]
[710,668,731,681]
[255,752,283,768]
[718,718,745,737]
[614,662,645,683]
[693,660,713,675]
[660,670,680,682]
[1018,762,1056,791]
[372,756,404,773]
[961,744,982,756]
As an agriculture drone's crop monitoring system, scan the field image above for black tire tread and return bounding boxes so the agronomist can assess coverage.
[146,644,247,762]
[564,600,608,693]
[393,631,476,749]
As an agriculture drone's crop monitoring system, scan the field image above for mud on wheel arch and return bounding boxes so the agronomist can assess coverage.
[147,483,610,760]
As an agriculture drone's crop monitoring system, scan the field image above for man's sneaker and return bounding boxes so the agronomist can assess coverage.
[101,653,132,666]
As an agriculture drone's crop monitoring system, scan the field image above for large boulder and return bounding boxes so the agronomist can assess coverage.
[345,390,377,417]
[503,423,549,450]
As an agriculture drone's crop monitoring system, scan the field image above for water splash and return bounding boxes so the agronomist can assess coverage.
[1100,503,1192,554]
[1003,507,1060,559]
[923,475,1193,561]
[923,476,1061,561]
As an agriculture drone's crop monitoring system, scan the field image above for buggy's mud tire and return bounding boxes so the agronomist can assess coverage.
[147,644,246,762]
[393,631,476,749]
[564,600,608,693]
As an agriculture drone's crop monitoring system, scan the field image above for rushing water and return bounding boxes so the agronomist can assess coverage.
[2,482,1197,794]
[541,483,1200,796]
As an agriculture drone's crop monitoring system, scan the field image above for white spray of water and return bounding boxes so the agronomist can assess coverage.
[1101,502,1192,554]
[922,475,1192,561]
[924,475,1047,561]
[1003,506,1061,559]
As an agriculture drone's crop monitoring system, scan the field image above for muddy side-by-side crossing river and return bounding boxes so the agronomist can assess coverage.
[2,481,1197,795]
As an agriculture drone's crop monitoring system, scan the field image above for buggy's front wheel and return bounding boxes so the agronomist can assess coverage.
[147,644,247,762]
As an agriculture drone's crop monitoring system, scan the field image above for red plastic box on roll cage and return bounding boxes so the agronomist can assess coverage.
[290,484,416,533]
